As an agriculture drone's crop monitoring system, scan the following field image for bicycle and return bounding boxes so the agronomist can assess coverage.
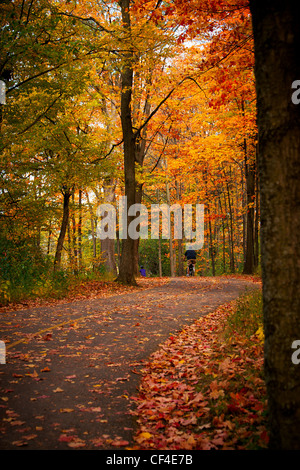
[186,259,196,276]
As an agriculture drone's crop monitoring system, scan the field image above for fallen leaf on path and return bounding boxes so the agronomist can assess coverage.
[68,438,86,448]
[90,437,105,447]
[59,434,74,443]
[110,439,129,446]
[12,440,28,447]
[42,333,52,341]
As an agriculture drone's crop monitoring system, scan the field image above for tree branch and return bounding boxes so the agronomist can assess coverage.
[134,76,206,140]
[58,11,113,34]
[7,64,64,94]
[90,138,124,164]
[150,129,171,173]
[18,92,63,135]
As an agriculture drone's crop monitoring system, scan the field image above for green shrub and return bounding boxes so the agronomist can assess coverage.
[0,235,70,304]
[138,238,170,276]
[225,289,263,339]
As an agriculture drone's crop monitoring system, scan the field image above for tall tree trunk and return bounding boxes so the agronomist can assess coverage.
[254,142,260,269]
[250,0,300,449]
[207,205,216,276]
[101,238,117,276]
[166,182,175,277]
[133,73,152,277]
[116,0,152,284]
[158,235,162,277]
[218,196,226,273]
[47,224,52,255]
[116,0,137,285]
[157,189,162,277]
[85,191,97,261]
[71,192,78,275]
[176,181,184,276]
[54,188,71,271]
[78,189,82,269]
[133,184,143,277]
[101,181,117,276]
[67,220,72,268]
[177,238,184,276]
[226,180,235,273]
[243,138,256,274]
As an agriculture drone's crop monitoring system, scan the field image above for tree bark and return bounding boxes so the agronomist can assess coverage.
[250,0,300,449]
[166,182,175,277]
[71,192,78,274]
[54,188,72,271]
[133,184,143,277]
[78,189,82,269]
[254,142,260,269]
[176,181,184,276]
[158,235,162,277]
[243,138,256,274]
[101,182,117,276]
[85,191,97,261]
[115,0,137,285]
[226,180,235,273]
[207,205,216,276]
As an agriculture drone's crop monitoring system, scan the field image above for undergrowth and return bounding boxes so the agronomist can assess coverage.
[224,288,263,339]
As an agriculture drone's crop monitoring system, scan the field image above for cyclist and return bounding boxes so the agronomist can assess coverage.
[184,247,196,276]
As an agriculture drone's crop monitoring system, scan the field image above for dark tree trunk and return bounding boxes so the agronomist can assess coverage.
[250,0,300,449]
[254,143,260,269]
[101,182,117,276]
[207,205,216,276]
[243,138,256,274]
[115,0,137,285]
[226,180,235,273]
[54,188,72,271]
[78,189,82,269]
[101,238,117,276]
[133,184,143,277]
[71,193,78,274]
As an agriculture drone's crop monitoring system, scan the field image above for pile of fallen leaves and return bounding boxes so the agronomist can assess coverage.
[131,299,268,450]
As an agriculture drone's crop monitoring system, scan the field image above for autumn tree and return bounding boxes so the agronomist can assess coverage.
[250,0,300,450]
[108,0,178,284]
[0,0,119,290]
[140,26,256,275]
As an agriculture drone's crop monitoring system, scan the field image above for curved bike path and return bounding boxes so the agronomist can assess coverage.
[0,276,260,450]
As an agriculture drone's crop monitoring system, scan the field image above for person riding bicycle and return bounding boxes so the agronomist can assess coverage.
[184,247,196,275]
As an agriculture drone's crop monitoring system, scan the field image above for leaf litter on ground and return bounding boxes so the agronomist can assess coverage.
[130,297,268,450]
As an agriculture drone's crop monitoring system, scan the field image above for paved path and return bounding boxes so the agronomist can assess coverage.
[0,277,259,450]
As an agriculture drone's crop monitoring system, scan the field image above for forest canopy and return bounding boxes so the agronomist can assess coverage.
[0,0,257,300]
